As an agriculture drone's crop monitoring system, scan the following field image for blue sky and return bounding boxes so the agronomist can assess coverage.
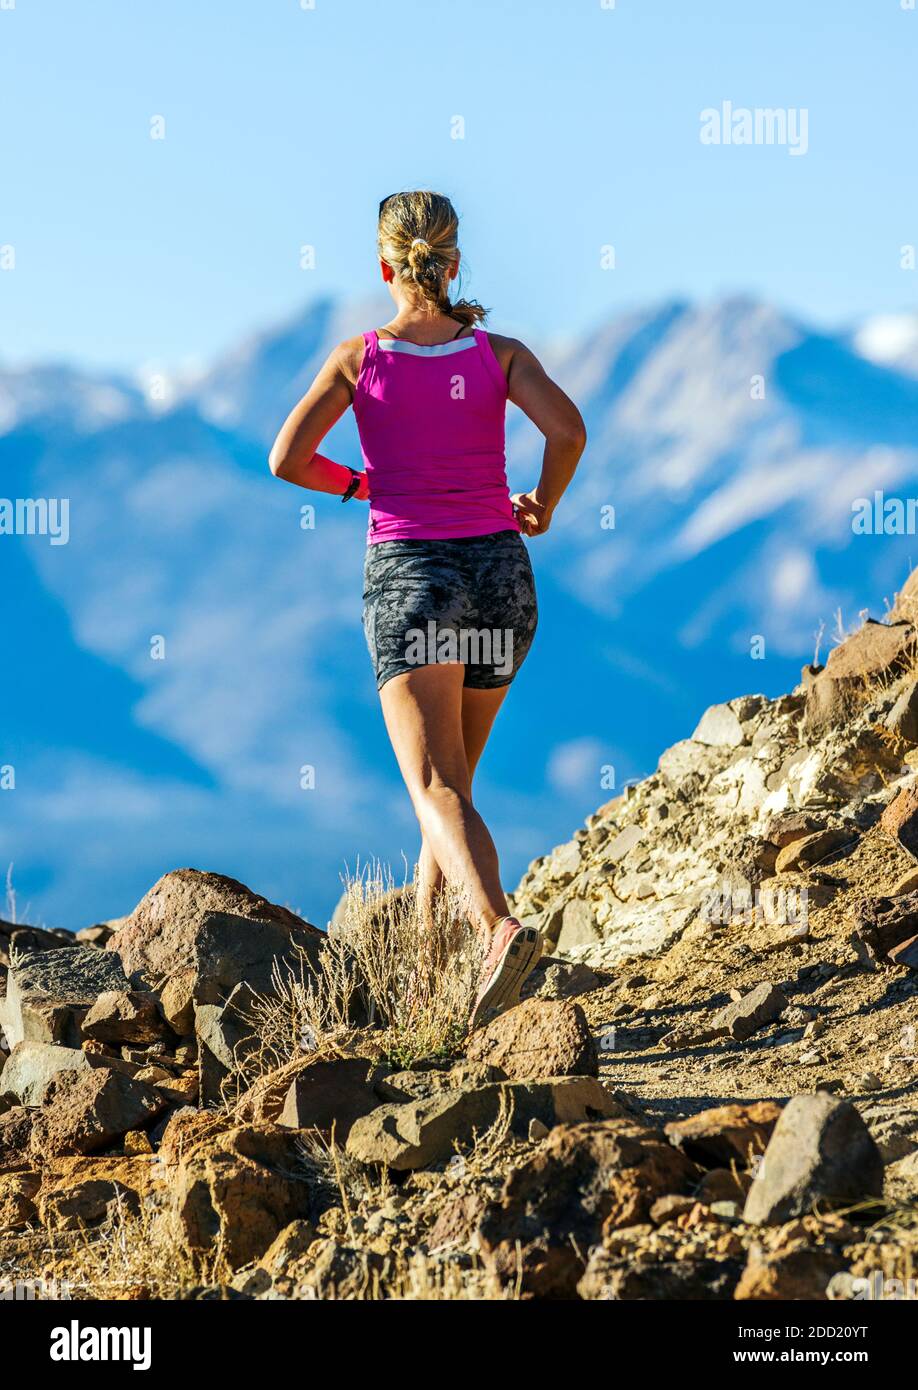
[2,0,917,372]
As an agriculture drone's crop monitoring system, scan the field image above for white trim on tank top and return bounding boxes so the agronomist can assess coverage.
[376,336,478,357]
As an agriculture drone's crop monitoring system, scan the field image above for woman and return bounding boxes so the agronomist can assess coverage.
[269,190,586,1025]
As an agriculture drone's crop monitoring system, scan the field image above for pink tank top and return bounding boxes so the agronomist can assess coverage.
[353,328,521,544]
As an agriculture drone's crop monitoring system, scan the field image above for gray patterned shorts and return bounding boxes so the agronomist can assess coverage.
[362,530,538,691]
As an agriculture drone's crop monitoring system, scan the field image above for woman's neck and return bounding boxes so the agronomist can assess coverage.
[381,298,466,345]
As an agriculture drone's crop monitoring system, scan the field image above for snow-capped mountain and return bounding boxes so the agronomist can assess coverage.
[3,295,917,932]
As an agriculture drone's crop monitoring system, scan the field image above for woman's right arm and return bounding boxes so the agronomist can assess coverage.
[268,337,369,498]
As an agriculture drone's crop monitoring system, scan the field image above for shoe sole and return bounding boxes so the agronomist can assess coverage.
[470,926,542,1030]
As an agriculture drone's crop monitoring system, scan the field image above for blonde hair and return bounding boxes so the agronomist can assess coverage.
[377,190,487,328]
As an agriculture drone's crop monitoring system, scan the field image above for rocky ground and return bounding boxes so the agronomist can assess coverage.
[3,575,918,1300]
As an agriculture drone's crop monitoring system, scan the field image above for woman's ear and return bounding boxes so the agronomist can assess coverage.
[448,251,460,283]
[379,258,395,284]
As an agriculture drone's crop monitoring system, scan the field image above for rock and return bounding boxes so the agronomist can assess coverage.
[528,1117,549,1142]
[886,680,918,743]
[0,1106,34,1165]
[346,1077,625,1171]
[861,1105,918,1162]
[169,1123,318,1270]
[107,869,323,1033]
[734,1240,846,1300]
[124,1129,154,1155]
[258,1219,317,1276]
[520,957,603,1002]
[578,1246,742,1300]
[881,786,918,860]
[300,1239,388,1299]
[891,567,918,623]
[695,1167,752,1205]
[235,1055,333,1126]
[277,1056,383,1140]
[711,982,788,1042]
[848,893,918,966]
[890,867,918,895]
[474,1119,698,1298]
[0,919,73,956]
[889,935,918,969]
[36,1155,159,1230]
[743,1094,884,1225]
[553,899,601,951]
[29,1066,167,1157]
[649,1193,697,1224]
[803,621,916,734]
[75,922,120,946]
[0,1040,91,1105]
[665,1101,783,1167]
[1,945,131,1048]
[194,980,263,1106]
[0,1171,40,1229]
[692,703,746,748]
[81,990,169,1045]
[374,1062,498,1103]
[466,998,598,1080]
[774,827,856,874]
[763,811,823,848]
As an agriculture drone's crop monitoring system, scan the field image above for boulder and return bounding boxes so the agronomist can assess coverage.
[711,982,788,1042]
[578,1246,742,1300]
[81,990,169,1045]
[277,1056,384,1139]
[553,898,602,951]
[665,1101,782,1167]
[803,621,916,734]
[0,1041,91,1105]
[692,703,746,748]
[0,1106,34,1166]
[521,957,604,1002]
[743,1094,883,1225]
[774,827,856,874]
[880,787,918,860]
[108,870,322,1035]
[474,1119,698,1298]
[848,893,918,967]
[36,1155,159,1230]
[466,998,598,1079]
[0,1170,40,1229]
[168,1123,318,1270]
[1,945,131,1048]
[346,1077,625,1171]
[734,1240,846,1300]
[29,1066,167,1157]
[886,680,918,743]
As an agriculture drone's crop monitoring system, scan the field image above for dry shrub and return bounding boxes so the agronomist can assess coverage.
[235,863,484,1088]
[37,1192,220,1300]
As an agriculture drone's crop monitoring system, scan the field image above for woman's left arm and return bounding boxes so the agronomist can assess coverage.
[268,339,369,499]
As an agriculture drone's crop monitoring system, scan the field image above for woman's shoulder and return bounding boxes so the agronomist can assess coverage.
[327,333,370,389]
[478,332,530,375]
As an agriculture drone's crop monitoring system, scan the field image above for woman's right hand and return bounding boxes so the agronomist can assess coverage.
[511,491,553,536]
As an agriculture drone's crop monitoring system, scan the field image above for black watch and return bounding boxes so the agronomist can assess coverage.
[341,468,362,503]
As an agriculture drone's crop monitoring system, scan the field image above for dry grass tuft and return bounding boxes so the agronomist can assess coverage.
[230,863,483,1094]
[22,1194,222,1301]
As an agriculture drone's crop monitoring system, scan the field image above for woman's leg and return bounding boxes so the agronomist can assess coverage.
[379,664,511,933]
[416,683,510,915]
